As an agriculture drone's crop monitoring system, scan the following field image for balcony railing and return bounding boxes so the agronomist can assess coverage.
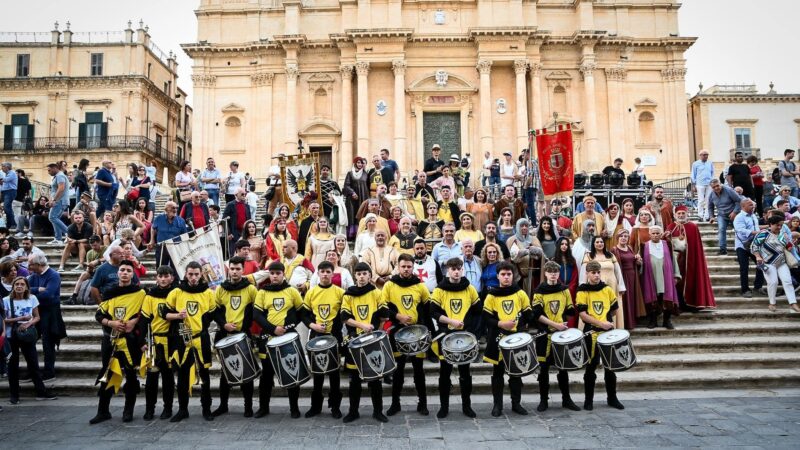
[0,135,183,167]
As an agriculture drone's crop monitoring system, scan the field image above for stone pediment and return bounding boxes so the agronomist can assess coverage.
[221,103,245,113]
[407,72,476,93]
[634,98,658,109]
[299,119,341,137]
[545,70,572,81]
[307,73,335,83]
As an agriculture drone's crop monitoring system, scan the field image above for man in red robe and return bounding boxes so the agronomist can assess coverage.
[665,205,716,310]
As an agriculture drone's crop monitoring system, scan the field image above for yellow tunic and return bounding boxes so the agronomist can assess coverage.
[302,284,345,334]
[166,287,216,367]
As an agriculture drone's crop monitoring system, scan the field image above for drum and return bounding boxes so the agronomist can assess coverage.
[597,329,637,372]
[498,332,538,377]
[440,331,478,366]
[306,335,340,375]
[394,325,432,356]
[347,331,397,381]
[551,328,589,371]
[214,333,261,385]
[266,332,310,388]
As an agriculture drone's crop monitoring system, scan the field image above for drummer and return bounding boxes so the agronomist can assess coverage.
[482,261,533,417]
[253,261,304,418]
[531,261,580,412]
[211,256,259,418]
[430,257,481,419]
[300,260,345,419]
[340,262,391,423]
[382,253,433,416]
[576,260,625,411]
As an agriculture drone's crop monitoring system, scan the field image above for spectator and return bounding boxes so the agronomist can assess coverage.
[11,236,44,274]
[223,160,246,203]
[72,158,91,201]
[423,144,446,184]
[745,155,765,217]
[14,169,32,237]
[148,201,188,268]
[733,199,765,298]
[771,186,800,211]
[46,163,70,245]
[65,235,105,305]
[1,162,18,231]
[3,276,57,403]
[133,197,153,245]
[691,149,715,221]
[380,148,400,183]
[499,151,519,188]
[726,151,754,200]
[145,160,158,211]
[493,185,526,223]
[121,241,146,278]
[223,188,252,256]
[94,160,116,218]
[246,183,259,220]
[0,238,12,258]
[129,164,152,208]
[343,157,369,240]
[779,149,800,198]
[200,157,222,206]
[633,157,646,181]
[432,222,462,269]
[58,211,93,272]
[90,246,128,303]
[113,200,144,243]
[449,154,467,197]
[27,254,64,381]
[751,215,800,313]
[708,178,743,256]
[481,151,493,186]
[98,211,116,246]
[73,191,98,232]
[174,160,197,209]
[179,191,210,230]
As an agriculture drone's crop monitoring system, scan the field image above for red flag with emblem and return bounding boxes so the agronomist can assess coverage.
[534,124,575,199]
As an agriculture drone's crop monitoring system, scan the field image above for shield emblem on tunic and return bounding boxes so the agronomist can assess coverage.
[281,352,299,378]
[592,301,604,316]
[230,296,241,310]
[450,299,463,315]
[401,295,414,310]
[114,307,126,320]
[224,354,243,381]
[318,304,331,320]
[615,345,633,367]
[548,300,560,316]
[568,345,584,366]
[502,300,514,315]
[186,301,199,316]
[273,297,285,311]
[366,350,385,374]
[514,350,531,373]
[357,305,369,320]
[314,352,329,372]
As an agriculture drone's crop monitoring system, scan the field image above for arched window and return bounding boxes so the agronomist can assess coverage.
[224,116,243,150]
[314,88,329,118]
[638,111,655,144]
[553,86,567,115]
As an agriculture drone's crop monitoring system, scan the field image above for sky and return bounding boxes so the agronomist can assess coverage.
[1,0,798,104]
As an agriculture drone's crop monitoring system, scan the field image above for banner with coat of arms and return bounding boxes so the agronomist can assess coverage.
[279,154,321,212]
[534,123,575,199]
[164,223,226,287]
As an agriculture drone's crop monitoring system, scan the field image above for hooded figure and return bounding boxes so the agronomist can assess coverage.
[507,218,544,293]
[572,219,595,263]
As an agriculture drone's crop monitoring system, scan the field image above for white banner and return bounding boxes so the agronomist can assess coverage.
[164,223,226,287]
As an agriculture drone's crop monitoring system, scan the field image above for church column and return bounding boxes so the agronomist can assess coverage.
[285,63,299,152]
[392,60,407,172]
[672,68,691,175]
[356,61,370,154]
[476,59,493,154]
[251,73,274,160]
[529,62,543,130]
[605,66,626,164]
[340,65,354,174]
[580,59,599,170]
[514,59,529,150]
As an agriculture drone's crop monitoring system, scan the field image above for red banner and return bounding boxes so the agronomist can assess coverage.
[534,124,575,199]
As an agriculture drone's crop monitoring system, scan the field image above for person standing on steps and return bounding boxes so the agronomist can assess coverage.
[733,199,765,299]
[640,226,680,330]
[691,149,715,221]
[751,215,800,313]
[708,178,743,256]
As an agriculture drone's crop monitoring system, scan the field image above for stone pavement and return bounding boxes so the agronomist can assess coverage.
[1,390,798,449]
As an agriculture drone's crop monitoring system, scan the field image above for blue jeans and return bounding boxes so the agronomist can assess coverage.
[717,213,733,251]
[523,187,538,226]
[48,201,69,240]
[205,188,220,206]
[2,189,16,229]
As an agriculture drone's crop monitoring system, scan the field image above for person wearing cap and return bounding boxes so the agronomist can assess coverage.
[447,154,467,196]
[424,145,446,183]
[691,149,715,221]
[548,198,573,236]
[500,151,519,188]
[571,195,606,240]
[73,190,98,230]
[223,161,246,203]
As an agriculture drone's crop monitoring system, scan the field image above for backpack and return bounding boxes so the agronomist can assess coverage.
[77,279,95,305]
[772,167,782,184]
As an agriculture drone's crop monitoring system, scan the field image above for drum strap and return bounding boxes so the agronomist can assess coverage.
[154,332,170,337]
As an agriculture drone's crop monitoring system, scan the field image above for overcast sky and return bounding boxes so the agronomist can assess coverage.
[1,0,798,104]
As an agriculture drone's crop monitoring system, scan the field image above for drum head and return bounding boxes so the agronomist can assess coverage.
[349,331,385,348]
[442,332,477,351]
[499,332,532,349]
[396,325,428,342]
[215,333,246,348]
[551,328,583,344]
[307,335,338,351]
[268,332,299,347]
[597,329,630,345]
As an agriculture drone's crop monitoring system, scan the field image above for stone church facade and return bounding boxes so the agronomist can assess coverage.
[184,0,695,182]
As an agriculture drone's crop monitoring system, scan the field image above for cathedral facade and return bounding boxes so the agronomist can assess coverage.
[184,0,695,182]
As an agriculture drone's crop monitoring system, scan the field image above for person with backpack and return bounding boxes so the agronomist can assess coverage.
[779,149,800,197]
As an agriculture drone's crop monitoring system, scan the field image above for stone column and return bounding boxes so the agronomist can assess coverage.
[392,60,407,172]
[514,59,529,150]
[605,66,626,165]
[529,62,543,130]
[356,61,370,155]
[672,68,691,175]
[252,73,274,161]
[340,65,354,174]
[580,61,599,170]
[285,63,299,152]
[476,59,493,154]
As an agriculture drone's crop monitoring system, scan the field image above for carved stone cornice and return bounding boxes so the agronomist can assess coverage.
[286,64,299,82]
[545,70,572,88]
[661,67,687,81]
[604,66,627,81]
[392,60,407,76]
[513,60,529,75]
[355,61,370,77]
[340,65,354,80]
[476,60,492,75]
[192,74,217,88]
[306,73,335,92]
[250,72,274,87]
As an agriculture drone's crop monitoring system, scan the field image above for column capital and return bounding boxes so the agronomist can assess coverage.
[286,64,299,82]
[355,61,370,76]
[191,74,216,87]
[604,66,627,81]
[250,72,274,87]
[529,62,543,76]
[476,59,493,75]
[579,62,596,80]
[513,59,529,75]
[392,59,407,76]
[340,64,354,80]
[661,67,687,81]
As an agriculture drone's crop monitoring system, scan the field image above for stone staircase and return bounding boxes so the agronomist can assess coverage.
[4,197,800,397]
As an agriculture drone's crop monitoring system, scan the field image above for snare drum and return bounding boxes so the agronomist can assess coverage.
[394,325,432,356]
[550,328,589,371]
[306,335,340,375]
[440,331,478,366]
[214,333,261,385]
[266,332,310,388]
[498,332,538,377]
[596,329,637,372]
[347,331,397,381]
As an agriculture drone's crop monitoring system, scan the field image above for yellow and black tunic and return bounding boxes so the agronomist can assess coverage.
[95,284,146,392]
[253,281,303,359]
[382,274,433,358]
[482,285,532,365]
[301,283,345,342]
[161,282,216,368]
[139,284,176,373]
[575,281,618,357]
[340,283,390,370]
[212,278,257,337]
[532,282,576,362]
[430,278,481,359]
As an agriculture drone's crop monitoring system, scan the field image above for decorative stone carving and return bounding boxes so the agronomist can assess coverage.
[513,60,529,75]
[286,64,299,82]
[376,100,388,116]
[529,62,543,76]
[250,72,274,87]
[579,62,596,80]
[307,72,335,92]
[355,61,370,77]
[435,70,448,87]
[604,66,627,81]
[545,70,572,88]
[340,65,354,80]
[476,59,492,74]
[496,98,507,114]
[392,60,407,76]
[661,68,687,81]
[191,74,217,87]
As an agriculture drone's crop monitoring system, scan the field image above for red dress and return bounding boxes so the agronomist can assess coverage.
[611,247,645,329]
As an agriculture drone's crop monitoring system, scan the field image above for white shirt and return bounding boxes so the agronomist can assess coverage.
[501,162,517,187]
[11,247,45,270]
[175,171,194,189]
[246,192,259,218]
[226,172,245,195]
[2,294,39,337]
[648,240,664,258]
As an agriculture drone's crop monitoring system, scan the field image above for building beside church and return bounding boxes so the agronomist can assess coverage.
[0,21,191,184]
[689,83,800,173]
[184,0,695,184]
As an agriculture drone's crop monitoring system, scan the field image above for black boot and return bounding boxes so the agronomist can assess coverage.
[436,379,450,419]
[459,377,476,418]
[662,310,675,330]
[212,379,229,417]
[490,376,504,417]
[170,409,189,423]
[122,383,138,423]
[369,382,388,423]
[305,389,322,418]
[536,369,549,412]
[143,373,157,420]
[387,370,403,416]
[343,379,361,423]
[509,377,527,415]
[160,366,174,420]
[605,372,625,410]
[583,371,596,411]
[288,387,301,419]
[413,368,428,415]
[646,310,657,329]
[89,388,113,425]
[255,385,271,418]
[557,371,580,411]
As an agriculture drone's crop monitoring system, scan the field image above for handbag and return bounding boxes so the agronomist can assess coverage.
[178,189,192,202]
[10,297,39,344]
[784,249,799,268]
